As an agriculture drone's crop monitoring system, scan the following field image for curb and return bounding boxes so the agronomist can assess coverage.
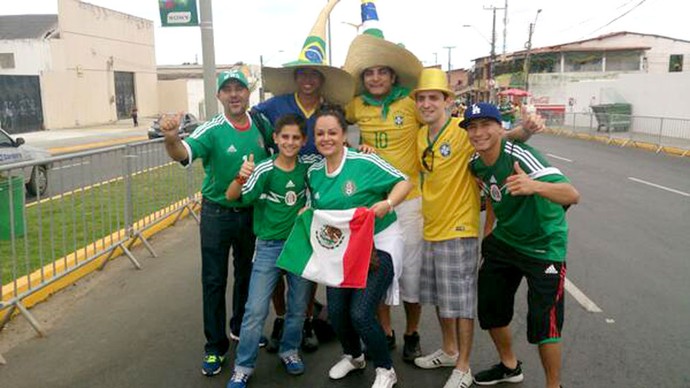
[48,135,149,155]
[546,128,690,158]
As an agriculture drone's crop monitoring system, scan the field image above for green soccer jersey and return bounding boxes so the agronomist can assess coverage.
[184,113,271,208]
[307,148,406,234]
[470,139,570,261]
[240,155,309,240]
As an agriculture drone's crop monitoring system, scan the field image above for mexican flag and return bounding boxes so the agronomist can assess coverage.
[277,208,375,288]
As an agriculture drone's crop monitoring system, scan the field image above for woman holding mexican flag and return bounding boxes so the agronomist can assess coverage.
[306,105,411,388]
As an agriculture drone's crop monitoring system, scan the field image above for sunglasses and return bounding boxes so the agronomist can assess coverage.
[421,146,434,172]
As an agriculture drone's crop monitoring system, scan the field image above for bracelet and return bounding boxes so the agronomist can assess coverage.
[235,174,248,185]
[386,199,394,213]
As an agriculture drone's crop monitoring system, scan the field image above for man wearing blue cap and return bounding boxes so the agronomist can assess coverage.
[463,102,580,388]
[160,69,273,377]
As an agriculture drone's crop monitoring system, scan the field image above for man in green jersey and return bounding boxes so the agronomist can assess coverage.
[463,103,580,388]
[160,70,272,377]
[224,114,313,387]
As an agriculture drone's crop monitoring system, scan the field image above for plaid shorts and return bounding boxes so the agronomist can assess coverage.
[420,238,479,318]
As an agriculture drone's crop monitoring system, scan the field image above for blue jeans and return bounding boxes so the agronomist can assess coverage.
[327,250,394,369]
[200,198,255,356]
[234,239,313,375]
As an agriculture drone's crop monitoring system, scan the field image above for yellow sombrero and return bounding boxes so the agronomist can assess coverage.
[263,0,354,106]
[343,0,423,95]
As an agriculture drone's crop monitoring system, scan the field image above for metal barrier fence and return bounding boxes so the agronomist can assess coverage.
[542,112,690,156]
[0,139,203,338]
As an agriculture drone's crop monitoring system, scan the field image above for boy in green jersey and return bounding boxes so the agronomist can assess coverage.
[462,103,580,388]
[224,114,314,387]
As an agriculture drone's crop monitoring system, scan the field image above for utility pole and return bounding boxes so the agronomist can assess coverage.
[443,46,456,84]
[484,5,504,103]
[503,0,508,56]
[199,0,217,119]
[259,55,265,102]
[523,9,542,92]
[433,52,438,66]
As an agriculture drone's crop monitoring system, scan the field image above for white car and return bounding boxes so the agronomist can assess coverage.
[0,126,51,196]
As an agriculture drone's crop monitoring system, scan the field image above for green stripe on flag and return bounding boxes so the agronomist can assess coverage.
[276,209,314,275]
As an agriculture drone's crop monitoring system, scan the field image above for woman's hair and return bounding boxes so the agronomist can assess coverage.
[274,113,307,136]
[315,104,348,132]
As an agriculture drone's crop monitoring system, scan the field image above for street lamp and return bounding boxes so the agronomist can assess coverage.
[523,9,542,92]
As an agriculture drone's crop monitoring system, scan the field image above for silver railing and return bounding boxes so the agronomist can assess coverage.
[540,111,690,156]
[0,139,203,339]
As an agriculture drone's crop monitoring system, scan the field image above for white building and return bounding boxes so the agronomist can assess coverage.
[0,0,158,133]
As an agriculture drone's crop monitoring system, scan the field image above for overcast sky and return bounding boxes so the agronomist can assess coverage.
[2,0,688,69]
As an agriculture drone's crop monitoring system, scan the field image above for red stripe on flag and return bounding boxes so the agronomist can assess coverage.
[340,208,375,288]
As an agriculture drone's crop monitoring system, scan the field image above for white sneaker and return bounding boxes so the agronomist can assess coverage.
[414,349,458,369]
[328,354,366,379]
[443,368,473,388]
[372,367,397,388]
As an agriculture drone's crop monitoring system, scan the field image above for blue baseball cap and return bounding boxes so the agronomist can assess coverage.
[459,102,502,129]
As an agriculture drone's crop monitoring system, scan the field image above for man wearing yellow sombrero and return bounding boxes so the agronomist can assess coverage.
[253,0,354,160]
[342,0,425,371]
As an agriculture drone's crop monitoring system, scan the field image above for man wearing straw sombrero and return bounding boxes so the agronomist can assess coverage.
[233,0,354,375]
[254,0,354,161]
[342,0,426,367]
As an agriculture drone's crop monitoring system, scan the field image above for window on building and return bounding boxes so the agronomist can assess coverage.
[564,52,603,72]
[606,51,641,71]
[529,53,559,73]
[669,54,683,72]
[0,53,15,69]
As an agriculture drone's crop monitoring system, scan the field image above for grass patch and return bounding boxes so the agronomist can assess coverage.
[1,163,204,285]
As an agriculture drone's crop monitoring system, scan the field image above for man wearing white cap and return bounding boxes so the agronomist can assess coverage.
[343,0,426,364]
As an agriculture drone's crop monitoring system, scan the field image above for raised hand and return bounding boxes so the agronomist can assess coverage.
[159,112,183,138]
[505,161,538,196]
[520,111,546,134]
[239,154,255,178]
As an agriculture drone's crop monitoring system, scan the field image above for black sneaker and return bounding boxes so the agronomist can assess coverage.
[402,332,421,362]
[266,317,284,353]
[473,361,524,385]
[386,330,396,350]
[301,317,319,352]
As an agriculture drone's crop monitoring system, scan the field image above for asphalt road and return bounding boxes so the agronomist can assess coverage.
[1,134,688,387]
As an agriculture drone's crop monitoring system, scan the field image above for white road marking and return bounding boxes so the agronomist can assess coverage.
[565,278,603,313]
[628,177,690,197]
[547,153,573,163]
[53,161,91,170]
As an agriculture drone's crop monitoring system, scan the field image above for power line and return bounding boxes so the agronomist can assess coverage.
[588,0,649,35]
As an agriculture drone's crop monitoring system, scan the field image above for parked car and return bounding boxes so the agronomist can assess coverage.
[0,126,51,196]
[147,113,200,139]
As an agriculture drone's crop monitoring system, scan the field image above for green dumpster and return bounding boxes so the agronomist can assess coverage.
[0,175,25,240]
[591,103,632,132]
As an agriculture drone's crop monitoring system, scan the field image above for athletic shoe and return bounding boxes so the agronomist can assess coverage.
[281,354,306,375]
[258,335,268,348]
[266,317,284,353]
[386,330,396,350]
[414,349,458,369]
[328,354,366,380]
[301,317,319,352]
[371,367,397,388]
[201,352,226,376]
[402,332,422,362]
[443,368,473,388]
[229,330,240,342]
[473,361,524,385]
[226,370,250,388]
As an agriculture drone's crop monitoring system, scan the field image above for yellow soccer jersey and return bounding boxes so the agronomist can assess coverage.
[346,96,422,200]
[417,117,480,241]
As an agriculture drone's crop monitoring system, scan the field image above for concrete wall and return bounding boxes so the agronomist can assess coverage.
[40,0,158,128]
[530,71,690,120]
[0,40,52,75]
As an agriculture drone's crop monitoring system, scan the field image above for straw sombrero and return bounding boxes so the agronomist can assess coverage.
[263,0,354,106]
[343,0,423,95]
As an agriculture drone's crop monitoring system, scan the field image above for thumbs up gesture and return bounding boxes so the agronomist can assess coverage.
[505,161,536,196]
[239,154,255,178]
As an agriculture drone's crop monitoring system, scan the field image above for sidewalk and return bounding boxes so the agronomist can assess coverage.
[18,118,155,155]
